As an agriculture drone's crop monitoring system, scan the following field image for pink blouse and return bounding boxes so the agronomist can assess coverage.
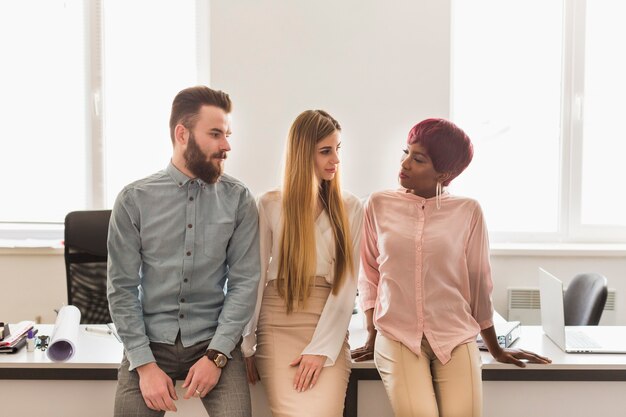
[358,189,494,364]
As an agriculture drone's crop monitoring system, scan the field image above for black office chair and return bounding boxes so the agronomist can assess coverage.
[64,210,112,324]
[563,272,608,326]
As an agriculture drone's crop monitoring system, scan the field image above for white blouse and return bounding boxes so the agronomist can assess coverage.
[242,190,363,366]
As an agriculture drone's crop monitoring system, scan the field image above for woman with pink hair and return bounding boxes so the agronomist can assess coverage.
[351,118,550,417]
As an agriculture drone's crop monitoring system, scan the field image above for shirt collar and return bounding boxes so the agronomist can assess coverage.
[165,161,218,188]
[395,188,449,203]
[166,161,195,188]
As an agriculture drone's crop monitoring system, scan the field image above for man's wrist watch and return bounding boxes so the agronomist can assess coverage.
[205,349,228,368]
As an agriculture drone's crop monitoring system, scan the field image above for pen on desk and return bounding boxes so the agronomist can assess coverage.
[84,326,113,336]
[106,323,123,343]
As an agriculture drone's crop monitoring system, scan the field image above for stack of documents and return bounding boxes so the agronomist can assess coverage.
[476,311,521,350]
[0,321,35,353]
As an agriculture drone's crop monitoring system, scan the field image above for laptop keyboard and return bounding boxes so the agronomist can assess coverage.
[566,330,602,349]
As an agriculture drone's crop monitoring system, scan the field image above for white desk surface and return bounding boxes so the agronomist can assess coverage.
[5,321,626,417]
[347,312,626,371]
[0,324,122,369]
[481,325,626,370]
[4,321,626,372]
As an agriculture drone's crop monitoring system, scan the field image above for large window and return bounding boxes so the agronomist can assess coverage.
[0,0,87,224]
[451,0,626,242]
[579,1,626,231]
[0,0,207,239]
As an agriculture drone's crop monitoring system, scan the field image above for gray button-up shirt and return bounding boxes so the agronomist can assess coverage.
[107,162,260,370]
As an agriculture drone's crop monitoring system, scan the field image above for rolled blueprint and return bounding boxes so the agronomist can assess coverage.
[47,305,81,362]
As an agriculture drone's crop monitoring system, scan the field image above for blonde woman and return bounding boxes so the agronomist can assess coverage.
[242,110,363,417]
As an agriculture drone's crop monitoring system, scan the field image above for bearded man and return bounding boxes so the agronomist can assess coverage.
[107,86,260,417]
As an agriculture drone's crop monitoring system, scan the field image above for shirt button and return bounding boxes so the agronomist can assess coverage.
[418,246,422,251]
[180,298,185,303]
[186,251,191,256]
[179,314,184,319]
[189,196,194,201]
[188,224,193,228]
[183,278,188,283]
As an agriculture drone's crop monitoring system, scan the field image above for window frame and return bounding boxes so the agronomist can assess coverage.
[452,0,626,244]
[0,0,210,244]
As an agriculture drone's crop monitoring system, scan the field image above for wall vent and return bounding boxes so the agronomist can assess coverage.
[507,287,616,325]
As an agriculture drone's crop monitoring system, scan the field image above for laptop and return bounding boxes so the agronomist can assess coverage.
[539,267,626,353]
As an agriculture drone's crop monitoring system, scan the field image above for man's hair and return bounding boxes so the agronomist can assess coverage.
[407,118,473,186]
[169,86,232,144]
[277,110,354,313]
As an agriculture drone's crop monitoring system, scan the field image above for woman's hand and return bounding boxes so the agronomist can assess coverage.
[350,328,377,362]
[351,308,377,362]
[493,348,552,368]
[290,354,326,392]
[350,343,374,362]
[244,355,260,384]
[481,325,551,367]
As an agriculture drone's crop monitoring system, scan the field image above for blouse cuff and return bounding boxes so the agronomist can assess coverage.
[359,299,376,312]
[478,318,494,330]
[241,334,256,357]
[301,348,335,367]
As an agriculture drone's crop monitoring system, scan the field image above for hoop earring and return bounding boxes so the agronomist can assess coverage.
[436,181,442,209]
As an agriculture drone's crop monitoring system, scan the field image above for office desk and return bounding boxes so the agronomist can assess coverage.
[0,325,272,417]
[347,325,626,417]
[3,324,626,417]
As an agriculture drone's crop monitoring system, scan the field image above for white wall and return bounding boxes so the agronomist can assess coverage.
[490,252,626,324]
[209,0,451,198]
[0,250,66,323]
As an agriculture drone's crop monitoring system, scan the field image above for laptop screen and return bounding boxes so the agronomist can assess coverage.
[539,267,567,350]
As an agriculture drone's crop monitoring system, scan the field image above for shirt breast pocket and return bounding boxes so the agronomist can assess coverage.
[204,222,234,260]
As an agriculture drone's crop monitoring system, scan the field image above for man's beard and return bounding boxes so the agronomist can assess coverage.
[183,133,226,184]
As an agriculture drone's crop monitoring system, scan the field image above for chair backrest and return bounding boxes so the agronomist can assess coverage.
[64,210,112,324]
[563,272,608,326]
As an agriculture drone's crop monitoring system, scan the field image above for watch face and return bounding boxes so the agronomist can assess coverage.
[207,350,228,368]
[215,354,227,368]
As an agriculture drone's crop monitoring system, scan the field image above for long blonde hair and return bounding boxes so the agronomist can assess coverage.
[277,110,354,313]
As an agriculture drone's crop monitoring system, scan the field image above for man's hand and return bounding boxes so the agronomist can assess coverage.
[182,356,222,399]
[136,362,178,412]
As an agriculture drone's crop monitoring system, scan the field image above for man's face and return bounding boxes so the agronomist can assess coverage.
[183,105,231,184]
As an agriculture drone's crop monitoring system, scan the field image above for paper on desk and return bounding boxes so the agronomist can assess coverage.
[47,305,81,362]
[0,321,34,346]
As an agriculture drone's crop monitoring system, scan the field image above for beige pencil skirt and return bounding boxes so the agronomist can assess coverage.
[255,277,351,417]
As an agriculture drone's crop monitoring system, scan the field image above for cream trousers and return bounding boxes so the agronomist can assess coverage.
[374,333,482,417]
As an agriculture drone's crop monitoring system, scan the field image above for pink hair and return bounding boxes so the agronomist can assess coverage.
[407,118,473,186]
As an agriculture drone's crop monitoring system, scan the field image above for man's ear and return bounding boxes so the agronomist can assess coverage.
[174,124,188,146]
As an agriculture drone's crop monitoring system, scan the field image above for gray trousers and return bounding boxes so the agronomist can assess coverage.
[114,336,251,417]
